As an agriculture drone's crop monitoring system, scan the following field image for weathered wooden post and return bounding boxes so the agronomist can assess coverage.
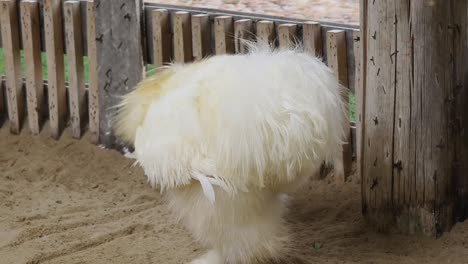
[94,0,145,148]
[360,0,468,236]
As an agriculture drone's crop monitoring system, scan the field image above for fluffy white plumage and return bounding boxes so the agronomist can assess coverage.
[113,43,347,263]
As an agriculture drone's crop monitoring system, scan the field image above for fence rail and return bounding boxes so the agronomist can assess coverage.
[0,0,361,179]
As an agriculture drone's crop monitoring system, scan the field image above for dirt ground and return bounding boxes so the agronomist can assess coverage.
[1,124,468,264]
[146,0,360,25]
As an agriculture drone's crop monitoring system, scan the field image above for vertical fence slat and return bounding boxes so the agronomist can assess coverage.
[234,19,253,54]
[0,0,24,134]
[191,14,211,61]
[255,20,275,47]
[87,0,98,144]
[95,0,145,148]
[44,0,66,139]
[21,0,44,135]
[173,11,193,63]
[326,29,352,181]
[353,29,363,180]
[151,9,171,67]
[303,21,323,57]
[214,16,234,55]
[65,1,85,139]
[278,23,297,49]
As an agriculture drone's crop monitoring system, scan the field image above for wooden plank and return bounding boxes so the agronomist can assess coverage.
[0,0,24,134]
[64,1,86,139]
[95,0,145,148]
[278,23,297,49]
[20,0,44,135]
[453,0,468,223]
[173,11,193,63]
[234,19,253,54]
[352,29,362,181]
[151,9,171,67]
[86,0,99,144]
[214,16,234,55]
[303,21,322,57]
[326,29,352,181]
[191,14,211,61]
[43,0,66,139]
[255,20,275,47]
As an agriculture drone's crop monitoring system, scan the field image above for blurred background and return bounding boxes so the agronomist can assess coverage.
[146,0,360,25]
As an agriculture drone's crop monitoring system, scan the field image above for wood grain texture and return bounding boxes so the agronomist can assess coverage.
[453,0,468,223]
[173,11,193,63]
[214,16,234,55]
[65,1,86,139]
[191,14,211,61]
[361,0,468,236]
[87,0,99,144]
[20,0,44,135]
[255,20,275,48]
[0,0,24,134]
[303,21,322,57]
[352,29,363,184]
[234,19,253,54]
[326,29,352,182]
[43,0,66,139]
[151,9,171,67]
[278,23,297,49]
[95,0,145,148]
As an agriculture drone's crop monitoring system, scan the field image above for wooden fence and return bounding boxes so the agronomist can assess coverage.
[0,0,362,179]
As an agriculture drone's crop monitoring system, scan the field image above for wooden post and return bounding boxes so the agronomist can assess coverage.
[353,29,363,181]
[95,0,145,148]
[361,0,468,236]
[326,30,352,181]
[21,0,44,135]
[87,0,99,144]
[303,22,322,58]
[151,9,171,67]
[214,16,234,55]
[234,19,253,54]
[256,20,275,48]
[173,11,192,63]
[191,14,211,61]
[278,23,297,49]
[64,0,86,139]
[0,0,24,134]
[43,0,66,139]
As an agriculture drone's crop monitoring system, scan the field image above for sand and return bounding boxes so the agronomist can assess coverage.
[145,0,360,25]
[1,124,468,264]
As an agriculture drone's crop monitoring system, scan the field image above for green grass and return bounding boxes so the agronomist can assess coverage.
[0,48,89,82]
[0,48,357,122]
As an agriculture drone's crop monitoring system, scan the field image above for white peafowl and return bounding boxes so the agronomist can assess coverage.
[112,42,347,264]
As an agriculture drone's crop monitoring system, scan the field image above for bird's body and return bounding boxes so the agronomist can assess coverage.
[113,44,347,264]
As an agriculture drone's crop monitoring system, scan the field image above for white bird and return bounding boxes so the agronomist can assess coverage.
[113,42,347,264]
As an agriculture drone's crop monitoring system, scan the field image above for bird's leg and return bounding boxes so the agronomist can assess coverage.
[190,249,222,264]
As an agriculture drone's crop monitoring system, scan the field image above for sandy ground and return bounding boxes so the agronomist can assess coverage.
[146,0,360,25]
[1,124,468,264]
